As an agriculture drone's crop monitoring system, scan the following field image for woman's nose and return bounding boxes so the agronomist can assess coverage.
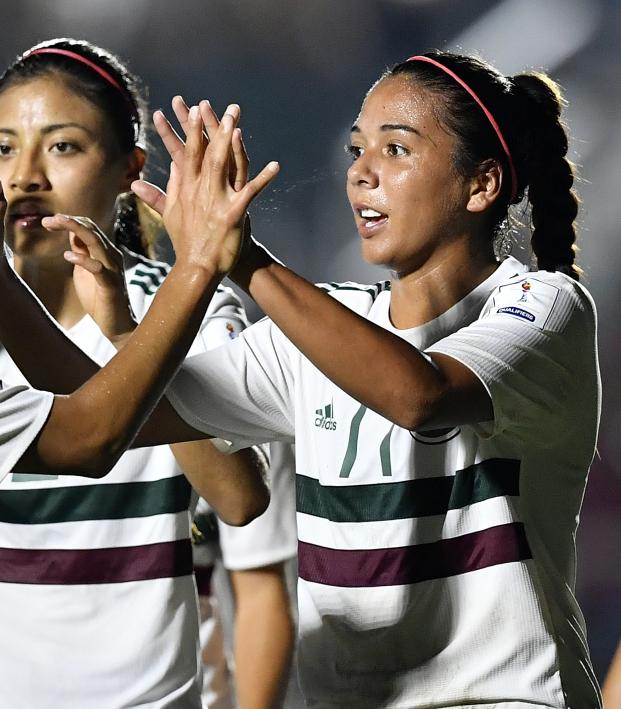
[9,151,49,193]
[347,153,379,189]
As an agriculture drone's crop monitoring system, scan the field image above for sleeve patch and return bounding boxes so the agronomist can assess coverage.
[226,321,242,339]
[487,277,560,329]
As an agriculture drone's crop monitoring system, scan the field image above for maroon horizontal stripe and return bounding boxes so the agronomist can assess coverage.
[0,539,193,585]
[298,522,531,587]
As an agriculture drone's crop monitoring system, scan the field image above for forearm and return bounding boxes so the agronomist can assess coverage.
[231,564,294,709]
[0,259,99,393]
[171,441,270,525]
[234,249,449,430]
[34,263,219,473]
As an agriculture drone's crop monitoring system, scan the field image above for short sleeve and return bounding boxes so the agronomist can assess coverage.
[0,383,54,482]
[427,274,599,447]
[124,254,248,355]
[166,317,296,449]
[189,285,249,354]
[218,442,297,570]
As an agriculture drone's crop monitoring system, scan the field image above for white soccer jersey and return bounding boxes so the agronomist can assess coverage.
[0,383,53,482]
[0,250,247,709]
[167,256,602,709]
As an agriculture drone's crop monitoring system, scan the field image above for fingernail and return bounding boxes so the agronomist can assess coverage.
[189,105,200,121]
[224,103,238,117]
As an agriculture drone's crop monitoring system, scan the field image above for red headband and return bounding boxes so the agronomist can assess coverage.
[24,47,125,94]
[23,46,140,145]
[407,55,518,202]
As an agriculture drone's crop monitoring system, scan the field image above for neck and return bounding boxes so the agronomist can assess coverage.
[13,254,86,330]
[388,237,498,329]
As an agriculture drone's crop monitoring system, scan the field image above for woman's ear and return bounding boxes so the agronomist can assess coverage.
[120,147,146,191]
[466,160,502,213]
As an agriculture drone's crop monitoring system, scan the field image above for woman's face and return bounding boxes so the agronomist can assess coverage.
[0,75,134,261]
[346,75,473,276]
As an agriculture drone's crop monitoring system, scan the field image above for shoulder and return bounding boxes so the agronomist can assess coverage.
[317,280,391,314]
[482,268,596,334]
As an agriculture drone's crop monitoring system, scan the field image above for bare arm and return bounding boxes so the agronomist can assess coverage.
[230,564,294,709]
[0,219,203,448]
[13,260,218,474]
[171,441,269,525]
[232,247,492,431]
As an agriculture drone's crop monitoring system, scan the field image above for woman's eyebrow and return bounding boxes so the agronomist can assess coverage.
[381,123,421,136]
[0,123,95,137]
[350,123,422,136]
[41,122,94,136]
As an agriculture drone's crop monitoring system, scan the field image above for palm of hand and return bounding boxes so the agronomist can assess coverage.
[150,101,278,278]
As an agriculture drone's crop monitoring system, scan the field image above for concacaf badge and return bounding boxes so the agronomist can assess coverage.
[518,280,531,302]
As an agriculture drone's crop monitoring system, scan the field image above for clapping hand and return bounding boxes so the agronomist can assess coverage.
[133,99,278,277]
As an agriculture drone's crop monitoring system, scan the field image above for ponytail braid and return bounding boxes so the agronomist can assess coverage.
[511,73,580,280]
[114,192,143,255]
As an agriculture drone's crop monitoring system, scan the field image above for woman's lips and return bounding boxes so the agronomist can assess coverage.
[8,202,53,228]
[356,207,389,237]
[12,214,45,228]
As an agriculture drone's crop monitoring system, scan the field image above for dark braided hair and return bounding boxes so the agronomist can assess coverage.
[0,38,161,257]
[388,51,580,279]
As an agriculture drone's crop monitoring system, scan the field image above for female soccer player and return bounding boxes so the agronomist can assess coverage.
[0,39,294,709]
[9,51,602,707]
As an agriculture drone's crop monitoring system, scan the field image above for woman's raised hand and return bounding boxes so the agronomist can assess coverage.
[41,214,137,345]
[133,101,278,277]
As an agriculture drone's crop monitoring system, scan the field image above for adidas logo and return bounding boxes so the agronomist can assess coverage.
[315,401,337,430]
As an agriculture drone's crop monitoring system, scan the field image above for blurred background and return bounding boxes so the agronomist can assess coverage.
[2,0,619,687]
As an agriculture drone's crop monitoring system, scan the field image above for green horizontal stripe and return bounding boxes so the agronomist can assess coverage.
[297,458,520,523]
[133,268,165,286]
[0,475,192,525]
[132,255,169,277]
[128,279,155,295]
